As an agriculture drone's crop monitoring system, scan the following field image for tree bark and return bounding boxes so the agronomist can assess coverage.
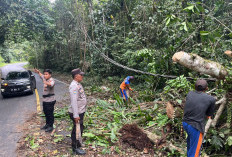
[172,51,228,79]
[204,118,212,135]
[204,95,226,135]
[211,96,227,127]
[225,50,232,58]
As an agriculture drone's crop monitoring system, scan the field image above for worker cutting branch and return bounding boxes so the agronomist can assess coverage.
[183,79,215,157]
[119,76,134,103]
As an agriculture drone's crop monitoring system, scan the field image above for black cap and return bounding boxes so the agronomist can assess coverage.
[71,68,85,78]
[195,79,208,91]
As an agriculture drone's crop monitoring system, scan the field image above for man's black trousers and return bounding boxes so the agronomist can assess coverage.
[43,101,56,127]
[69,112,85,148]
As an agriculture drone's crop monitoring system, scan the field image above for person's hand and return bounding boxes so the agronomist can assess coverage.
[74,117,80,123]
[34,68,40,74]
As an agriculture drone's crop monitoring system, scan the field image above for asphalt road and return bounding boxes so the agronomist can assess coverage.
[0,63,68,157]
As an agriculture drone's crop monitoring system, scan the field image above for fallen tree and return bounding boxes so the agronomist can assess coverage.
[172,51,228,79]
[172,51,232,135]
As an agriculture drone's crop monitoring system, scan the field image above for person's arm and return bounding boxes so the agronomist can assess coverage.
[70,85,80,123]
[125,78,133,91]
[44,79,55,87]
[34,69,44,80]
[206,97,216,118]
[126,84,133,91]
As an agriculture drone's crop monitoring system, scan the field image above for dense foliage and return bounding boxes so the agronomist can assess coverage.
[1,0,231,74]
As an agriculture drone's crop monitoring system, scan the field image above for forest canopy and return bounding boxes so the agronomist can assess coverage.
[0,0,231,78]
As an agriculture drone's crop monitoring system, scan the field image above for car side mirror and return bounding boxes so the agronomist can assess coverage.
[1,78,4,80]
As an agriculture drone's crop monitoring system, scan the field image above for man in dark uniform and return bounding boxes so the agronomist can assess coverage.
[34,69,56,132]
[183,79,215,157]
[68,68,86,155]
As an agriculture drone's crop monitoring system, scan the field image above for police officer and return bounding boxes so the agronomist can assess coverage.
[68,68,86,155]
[34,69,56,132]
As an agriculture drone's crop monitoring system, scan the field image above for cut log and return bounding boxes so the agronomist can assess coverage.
[225,50,232,58]
[172,51,228,79]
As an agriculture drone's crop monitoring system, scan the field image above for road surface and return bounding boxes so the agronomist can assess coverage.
[0,63,68,157]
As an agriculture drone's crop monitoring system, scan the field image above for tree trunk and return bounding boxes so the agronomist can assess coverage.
[225,50,232,58]
[172,51,228,79]
[86,0,95,41]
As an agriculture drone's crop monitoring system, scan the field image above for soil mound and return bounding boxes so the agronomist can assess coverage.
[119,124,154,153]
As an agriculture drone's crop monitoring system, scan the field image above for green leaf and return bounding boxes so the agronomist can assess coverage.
[110,130,116,141]
[177,99,182,104]
[200,31,209,36]
[147,121,156,126]
[219,133,225,138]
[97,142,108,147]
[184,5,194,12]
[171,14,176,19]
[166,17,171,26]
[181,22,188,31]
[226,136,232,146]
[83,132,96,138]
[31,144,39,149]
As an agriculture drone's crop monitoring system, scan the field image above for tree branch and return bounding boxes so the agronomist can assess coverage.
[211,95,227,127]
[205,95,227,135]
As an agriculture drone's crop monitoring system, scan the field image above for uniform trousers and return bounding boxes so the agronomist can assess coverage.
[43,101,56,127]
[69,112,85,148]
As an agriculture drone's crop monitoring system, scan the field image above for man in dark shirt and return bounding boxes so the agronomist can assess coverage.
[183,79,215,157]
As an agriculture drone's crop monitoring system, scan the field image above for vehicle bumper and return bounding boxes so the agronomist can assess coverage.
[1,87,32,96]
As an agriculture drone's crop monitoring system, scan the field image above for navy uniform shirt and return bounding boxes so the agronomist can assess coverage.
[183,91,215,133]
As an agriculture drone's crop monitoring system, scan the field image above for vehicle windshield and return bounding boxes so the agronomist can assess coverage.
[6,71,29,80]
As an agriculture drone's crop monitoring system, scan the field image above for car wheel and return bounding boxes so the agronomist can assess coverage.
[30,86,34,94]
[1,93,7,98]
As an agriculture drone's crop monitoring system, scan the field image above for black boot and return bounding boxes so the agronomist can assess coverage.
[45,126,53,132]
[40,124,48,130]
[72,147,86,155]
[72,141,85,155]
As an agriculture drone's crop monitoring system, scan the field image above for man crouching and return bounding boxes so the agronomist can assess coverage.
[68,68,86,155]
